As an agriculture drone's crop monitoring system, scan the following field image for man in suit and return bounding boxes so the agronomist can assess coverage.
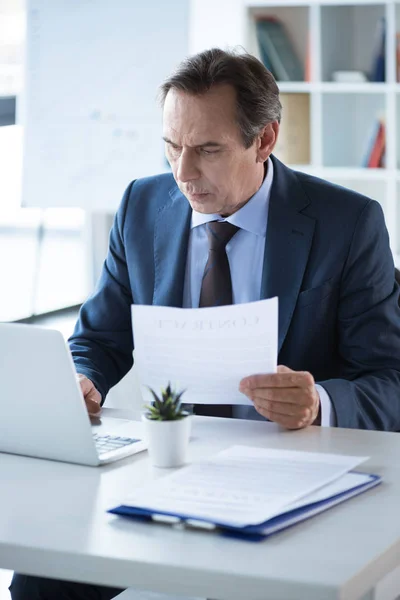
[10,47,400,600]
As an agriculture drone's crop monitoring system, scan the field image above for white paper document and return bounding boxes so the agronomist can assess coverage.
[120,445,368,527]
[131,298,278,405]
[283,471,374,513]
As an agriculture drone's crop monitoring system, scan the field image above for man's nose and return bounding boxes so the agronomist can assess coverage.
[176,150,200,182]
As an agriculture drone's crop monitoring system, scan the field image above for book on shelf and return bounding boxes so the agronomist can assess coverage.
[368,121,385,168]
[304,33,311,83]
[369,17,385,82]
[255,18,304,82]
[361,116,385,169]
[273,93,310,165]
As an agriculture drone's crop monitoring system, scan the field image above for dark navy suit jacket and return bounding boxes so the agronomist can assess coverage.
[69,156,400,430]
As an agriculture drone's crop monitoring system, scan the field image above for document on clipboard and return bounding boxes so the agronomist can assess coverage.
[108,445,381,540]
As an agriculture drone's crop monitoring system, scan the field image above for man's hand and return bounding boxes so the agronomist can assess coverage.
[239,365,320,429]
[76,374,102,417]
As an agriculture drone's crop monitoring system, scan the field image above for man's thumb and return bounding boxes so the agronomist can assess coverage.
[277,364,293,374]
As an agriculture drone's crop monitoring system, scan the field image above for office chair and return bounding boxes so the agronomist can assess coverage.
[395,268,400,307]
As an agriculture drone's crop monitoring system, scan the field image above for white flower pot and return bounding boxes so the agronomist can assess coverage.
[142,414,192,468]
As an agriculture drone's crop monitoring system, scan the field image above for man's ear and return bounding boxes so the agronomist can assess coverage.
[256,121,279,163]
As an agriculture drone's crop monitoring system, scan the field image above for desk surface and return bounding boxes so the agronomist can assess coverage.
[1,410,400,600]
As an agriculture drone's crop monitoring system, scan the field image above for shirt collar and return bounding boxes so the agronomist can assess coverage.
[190,157,273,237]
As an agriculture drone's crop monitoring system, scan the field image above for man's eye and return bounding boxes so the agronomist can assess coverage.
[201,149,219,155]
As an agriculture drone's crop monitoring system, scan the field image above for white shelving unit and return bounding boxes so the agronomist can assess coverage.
[190,0,400,263]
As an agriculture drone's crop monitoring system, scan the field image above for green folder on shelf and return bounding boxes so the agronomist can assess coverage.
[256,18,304,81]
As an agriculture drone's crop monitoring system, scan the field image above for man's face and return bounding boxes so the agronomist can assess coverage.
[163,85,264,216]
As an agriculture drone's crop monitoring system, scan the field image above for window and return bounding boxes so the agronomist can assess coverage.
[0,5,87,321]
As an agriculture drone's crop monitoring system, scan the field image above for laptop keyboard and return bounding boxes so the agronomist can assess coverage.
[93,433,140,455]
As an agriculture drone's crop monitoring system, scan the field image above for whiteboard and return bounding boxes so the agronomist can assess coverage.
[22,0,188,210]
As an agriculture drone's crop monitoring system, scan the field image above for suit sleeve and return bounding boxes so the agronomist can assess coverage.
[319,199,400,430]
[68,182,135,402]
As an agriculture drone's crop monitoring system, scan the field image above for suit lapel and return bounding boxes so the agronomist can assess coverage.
[261,157,316,352]
[152,184,191,307]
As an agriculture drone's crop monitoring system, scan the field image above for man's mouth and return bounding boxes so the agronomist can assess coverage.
[188,191,210,198]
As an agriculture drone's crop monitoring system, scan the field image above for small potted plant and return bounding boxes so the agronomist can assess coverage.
[142,383,192,468]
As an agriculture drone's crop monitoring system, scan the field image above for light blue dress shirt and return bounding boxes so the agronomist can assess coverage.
[182,158,334,426]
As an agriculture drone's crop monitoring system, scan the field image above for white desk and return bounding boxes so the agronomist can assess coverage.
[1,409,400,600]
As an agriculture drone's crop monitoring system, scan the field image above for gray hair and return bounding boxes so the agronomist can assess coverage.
[159,47,282,149]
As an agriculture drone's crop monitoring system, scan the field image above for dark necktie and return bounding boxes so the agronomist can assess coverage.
[194,220,239,419]
[199,221,240,308]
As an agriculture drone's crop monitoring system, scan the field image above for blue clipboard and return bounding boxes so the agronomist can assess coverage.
[108,472,381,542]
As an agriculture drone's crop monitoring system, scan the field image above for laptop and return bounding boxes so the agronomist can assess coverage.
[0,323,147,466]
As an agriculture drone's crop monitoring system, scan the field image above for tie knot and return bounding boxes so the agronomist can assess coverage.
[206,221,239,251]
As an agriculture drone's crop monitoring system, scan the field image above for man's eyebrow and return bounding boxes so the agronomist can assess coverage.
[162,137,223,148]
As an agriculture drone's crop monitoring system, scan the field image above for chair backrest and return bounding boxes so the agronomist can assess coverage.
[395,268,400,307]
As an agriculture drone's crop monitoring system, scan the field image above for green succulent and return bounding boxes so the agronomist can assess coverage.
[144,382,188,421]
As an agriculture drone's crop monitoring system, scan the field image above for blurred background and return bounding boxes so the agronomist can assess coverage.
[0,0,86,323]
[1,0,400,328]
[0,0,187,328]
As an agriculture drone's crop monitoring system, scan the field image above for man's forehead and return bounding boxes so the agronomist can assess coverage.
[162,88,239,143]
[163,86,236,121]
[164,84,236,106]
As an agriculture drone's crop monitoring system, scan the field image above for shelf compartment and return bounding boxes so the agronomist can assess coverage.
[320,4,386,82]
[319,167,390,179]
[397,181,400,256]
[320,82,387,93]
[397,4,400,82]
[274,93,310,165]
[397,92,400,168]
[277,82,313,93]
[322,93,385,168]
[247,5,309,82]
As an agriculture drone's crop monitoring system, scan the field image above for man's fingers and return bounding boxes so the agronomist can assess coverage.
[240,369,315,391]
[85,385,101,403]
[249,387,314,406]
[85,397,102,417]
[253,402,312,430]
[77,374,102,416]
[241,366,320,429]
[269,412,309,430]
[253,397,314,419]
[276,365,293,374]
[85,388,102,416]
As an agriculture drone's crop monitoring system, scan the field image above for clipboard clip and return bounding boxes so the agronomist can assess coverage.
[151,514,217,531]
